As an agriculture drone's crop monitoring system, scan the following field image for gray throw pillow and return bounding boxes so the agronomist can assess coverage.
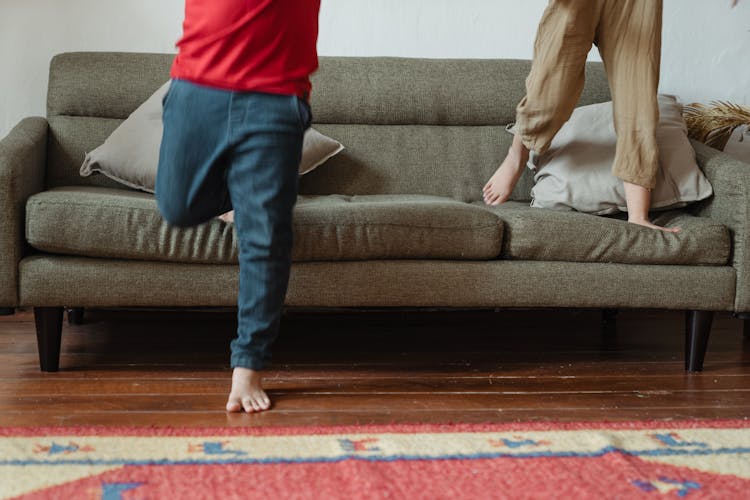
[529,95,713,214]
[80,82,344,193]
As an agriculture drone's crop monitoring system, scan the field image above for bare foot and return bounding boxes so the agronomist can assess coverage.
[483,135,530,206]
[226,367,271,413]
[218,211,234,223]
[628,217,681,233]
[622,181,681,233]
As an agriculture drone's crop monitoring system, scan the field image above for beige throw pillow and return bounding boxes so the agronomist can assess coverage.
[529,95,713,214]
[80,82,344,193]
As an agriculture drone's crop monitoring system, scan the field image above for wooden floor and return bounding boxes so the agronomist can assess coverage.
[1,307,749,427]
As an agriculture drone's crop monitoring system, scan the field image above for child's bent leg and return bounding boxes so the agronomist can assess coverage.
[225,93,309,413]
[155,80,234,227]
[484,0,601,205]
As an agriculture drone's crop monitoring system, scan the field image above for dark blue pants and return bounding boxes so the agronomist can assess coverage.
[156,79,311,370]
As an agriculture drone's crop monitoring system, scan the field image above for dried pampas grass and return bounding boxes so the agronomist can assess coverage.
[683,101,750,151]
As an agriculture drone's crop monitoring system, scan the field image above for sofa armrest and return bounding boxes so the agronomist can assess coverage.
[692,139,750,312]
[0,117,48,307]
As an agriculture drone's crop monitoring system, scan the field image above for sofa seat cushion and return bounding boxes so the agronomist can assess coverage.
[294,194,502,260]
[26,187,503,264]
[476,201,730,266]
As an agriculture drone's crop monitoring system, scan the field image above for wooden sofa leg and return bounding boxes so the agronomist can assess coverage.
[732,313,750,340]
[67,307,84,325]
[685,310,713,373]
[0,308,14,316]
[34,307,64,372]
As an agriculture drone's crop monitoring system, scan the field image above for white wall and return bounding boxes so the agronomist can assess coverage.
[2,0,748,141]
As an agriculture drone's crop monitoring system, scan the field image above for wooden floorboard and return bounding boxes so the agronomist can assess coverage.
[3,374,750,396]
[1,308,749,426]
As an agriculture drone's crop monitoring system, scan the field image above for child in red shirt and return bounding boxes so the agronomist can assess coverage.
[156,0,321,413]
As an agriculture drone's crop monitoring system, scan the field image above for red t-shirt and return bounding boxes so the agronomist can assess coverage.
[171,0,320,98]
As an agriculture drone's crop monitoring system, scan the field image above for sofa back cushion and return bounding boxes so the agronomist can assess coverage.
[46,52,172,190]
[46,53,611,202]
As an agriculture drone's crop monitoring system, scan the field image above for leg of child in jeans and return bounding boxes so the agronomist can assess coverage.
[156,80,310,413]
[225,93,310,412]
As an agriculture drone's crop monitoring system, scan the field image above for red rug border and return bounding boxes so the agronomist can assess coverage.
[1,418,748,438]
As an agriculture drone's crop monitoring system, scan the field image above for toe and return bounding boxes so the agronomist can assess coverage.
[242,397,256,413]
[226,398,242,413]
[258,394,271,410]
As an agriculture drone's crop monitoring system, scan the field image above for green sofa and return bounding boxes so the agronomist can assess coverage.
[1,52,747,373]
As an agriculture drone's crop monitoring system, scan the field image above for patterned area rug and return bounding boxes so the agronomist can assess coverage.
[2,420,749,499]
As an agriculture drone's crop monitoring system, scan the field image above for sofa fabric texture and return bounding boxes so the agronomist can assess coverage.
[293,195,503,260]
[0,118,48,307]
[26,188,503,263]
[301,124,527,203]
[479,201,730,266]
[693,141,750,312]
[26,185,729,268]
[308,58,610,126]
[19,256,735,311]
